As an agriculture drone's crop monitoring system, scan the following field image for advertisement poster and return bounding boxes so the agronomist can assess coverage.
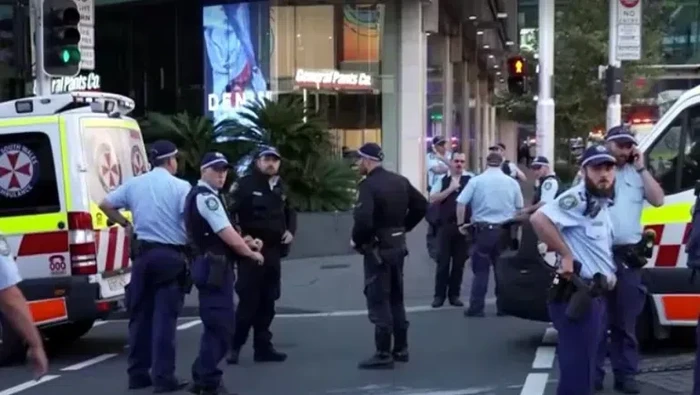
[203,2,271,125]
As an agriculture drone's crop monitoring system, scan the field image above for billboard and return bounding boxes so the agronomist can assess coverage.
[203,2,271,125]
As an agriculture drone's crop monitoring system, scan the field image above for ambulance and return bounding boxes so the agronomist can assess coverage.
[0,91,147,364]
[497,84,700,344]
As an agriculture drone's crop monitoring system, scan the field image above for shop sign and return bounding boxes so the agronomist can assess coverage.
[207,90,273,111]
[294,69,372,89]
[52,72,101,93]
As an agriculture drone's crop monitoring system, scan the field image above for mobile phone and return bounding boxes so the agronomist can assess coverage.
[627,153,638,164]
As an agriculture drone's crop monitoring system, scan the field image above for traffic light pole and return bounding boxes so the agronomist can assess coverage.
[536,0,555,163]
[33,0,52,96]
[606,0,622,131]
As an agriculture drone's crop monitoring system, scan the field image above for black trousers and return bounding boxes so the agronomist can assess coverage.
[232,244,281,352]
[363,250,408,334]
[434,224,469,299]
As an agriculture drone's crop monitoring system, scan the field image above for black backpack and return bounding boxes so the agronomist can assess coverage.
[501,160,512,176]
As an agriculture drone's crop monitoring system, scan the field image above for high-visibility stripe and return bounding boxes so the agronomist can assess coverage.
[81,118,139,129]
[0,116,58,127]
[58,117,72,210]
[27,297,68,324]
[661,295,700,321]
[641,202,692,225]
[0,213,68,235]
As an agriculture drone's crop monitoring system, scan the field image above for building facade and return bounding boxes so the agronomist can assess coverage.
[0,0,518,191]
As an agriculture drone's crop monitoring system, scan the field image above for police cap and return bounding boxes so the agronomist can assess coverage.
[257,146,281,159]
[489,142,506,151]
[200,151,233,171]
[357,143,384,162]
[605,125,637,145]
[432,136,446,146]
[148,140,178,161]
[530,156,550,168]
[580,145,616,168]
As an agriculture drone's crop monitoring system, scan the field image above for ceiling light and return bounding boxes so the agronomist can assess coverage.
[468,15,477,21]
[505,40,514,46]
[476,30,484,35]
[483,44,490,49]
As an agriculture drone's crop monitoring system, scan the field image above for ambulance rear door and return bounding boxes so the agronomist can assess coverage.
[76,115,148,300]
[0,117,72,315]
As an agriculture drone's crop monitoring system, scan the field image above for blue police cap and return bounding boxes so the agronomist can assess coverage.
[530,156,550,167]
[580,145,616,167]
[200,151,232,171]
[257,146,281,159]
[357,143,384,162]
[432,136,446,146]
[148,140,178,161]
[605,125,637,145]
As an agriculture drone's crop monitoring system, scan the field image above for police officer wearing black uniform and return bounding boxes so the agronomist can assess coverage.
[428,152,474,308]
[226,146,296,365]
[351,143,427,370]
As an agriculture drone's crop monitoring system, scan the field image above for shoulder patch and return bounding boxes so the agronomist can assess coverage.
[205,196,220,211]
[543,181,553,191]
[558,194,578,210]
[0,236,10,256]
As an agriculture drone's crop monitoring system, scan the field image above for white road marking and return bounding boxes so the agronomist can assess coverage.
[531,346,556,369]
[92,320,108,327]
[542,326,557,345]
[0,375,60,395]
[176,320,202,330]
[60,353,118,371]
[519,373,549,395]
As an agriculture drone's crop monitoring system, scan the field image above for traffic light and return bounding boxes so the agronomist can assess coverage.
[43,0,81,77]
[507,56,527,96]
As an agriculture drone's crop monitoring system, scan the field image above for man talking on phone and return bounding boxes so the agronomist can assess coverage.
[594,125,664,393]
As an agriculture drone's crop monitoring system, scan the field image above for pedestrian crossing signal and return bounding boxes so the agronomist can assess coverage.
[508,56,526,76]
[507,56,527,95]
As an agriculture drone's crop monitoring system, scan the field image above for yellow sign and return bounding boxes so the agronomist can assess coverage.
[514,60,524,74]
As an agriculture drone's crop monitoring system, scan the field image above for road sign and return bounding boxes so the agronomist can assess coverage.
[76,0,95,70]
[616,0,642,61]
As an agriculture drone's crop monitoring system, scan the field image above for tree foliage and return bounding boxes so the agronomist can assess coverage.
[495,0,680,143]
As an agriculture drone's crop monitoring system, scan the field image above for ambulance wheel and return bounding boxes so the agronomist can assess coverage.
[0,313,26,366]
[44,319,95,344]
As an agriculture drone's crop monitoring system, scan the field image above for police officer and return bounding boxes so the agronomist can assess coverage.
[530,145,618,395]
[595,126,665,393]
[429,152,474,308]
[456,152,524,317]
[0,240,47,378]
[351,143,427,369]
[227,146,296,364]
[523,156,561,214]
[489,143,527,182]
[98,140,191,392]
[185,152,265,395]
[426,136,452,261]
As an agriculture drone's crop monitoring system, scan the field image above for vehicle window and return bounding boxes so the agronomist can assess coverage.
[646,116,681,194]
[0,132,60,217]
[681,104,700,192]
[80,126,148,204]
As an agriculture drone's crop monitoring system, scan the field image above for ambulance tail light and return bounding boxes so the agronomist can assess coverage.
[67,212,97,275]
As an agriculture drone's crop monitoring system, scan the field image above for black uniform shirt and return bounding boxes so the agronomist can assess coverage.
[352,167,428,246]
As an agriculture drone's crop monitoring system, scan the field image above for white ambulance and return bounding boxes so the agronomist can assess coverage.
[0,92,147,364]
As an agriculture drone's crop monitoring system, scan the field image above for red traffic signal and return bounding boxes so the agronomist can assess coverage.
[508,56,526,77]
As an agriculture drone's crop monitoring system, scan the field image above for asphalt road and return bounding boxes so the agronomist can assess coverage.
[0,308,687,395]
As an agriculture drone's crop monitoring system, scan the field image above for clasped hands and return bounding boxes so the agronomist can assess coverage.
[243,236,263,251]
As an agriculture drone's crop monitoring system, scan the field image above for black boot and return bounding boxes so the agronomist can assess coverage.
[392,328,409,362]
[225,347,240,365]
[254,347,287,362]
[358,329,394,370]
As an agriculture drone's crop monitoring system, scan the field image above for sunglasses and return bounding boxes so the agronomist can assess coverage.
[452,159,465,163]
[616,142,634,149]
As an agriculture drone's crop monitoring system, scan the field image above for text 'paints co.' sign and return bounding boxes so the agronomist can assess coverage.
[51,72,101,94]
[294,69,373,90]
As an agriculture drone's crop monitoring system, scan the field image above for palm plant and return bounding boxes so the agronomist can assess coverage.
[215,96,358,212]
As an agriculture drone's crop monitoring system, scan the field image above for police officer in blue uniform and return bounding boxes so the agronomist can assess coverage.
[99,140,191,392]
[426,136,452,261]
[352,143,427,369]
[227,146,296,365]
[456,152,524,317]
[530,145,618,395]
[429,152,474,308]
[185,152,265,395]
[522,156,561,216]
[595,126,664,393]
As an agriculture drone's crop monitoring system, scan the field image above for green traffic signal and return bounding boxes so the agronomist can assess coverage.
[60,46,81,64]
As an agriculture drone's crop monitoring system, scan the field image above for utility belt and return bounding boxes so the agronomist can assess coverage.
[357,227,407,265]
[200,251,234,289]
[612,232,655,269]
[547,260,613,321]
[135,240,194,294]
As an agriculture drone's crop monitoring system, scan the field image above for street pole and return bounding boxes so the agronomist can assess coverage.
[606,0,622,131]
[536,0,555,163]
[33,0,51,96]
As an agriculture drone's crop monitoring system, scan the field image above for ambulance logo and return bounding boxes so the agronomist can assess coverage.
[0,144,39,198]
[131,146,147,176]
[96,143,122,192]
